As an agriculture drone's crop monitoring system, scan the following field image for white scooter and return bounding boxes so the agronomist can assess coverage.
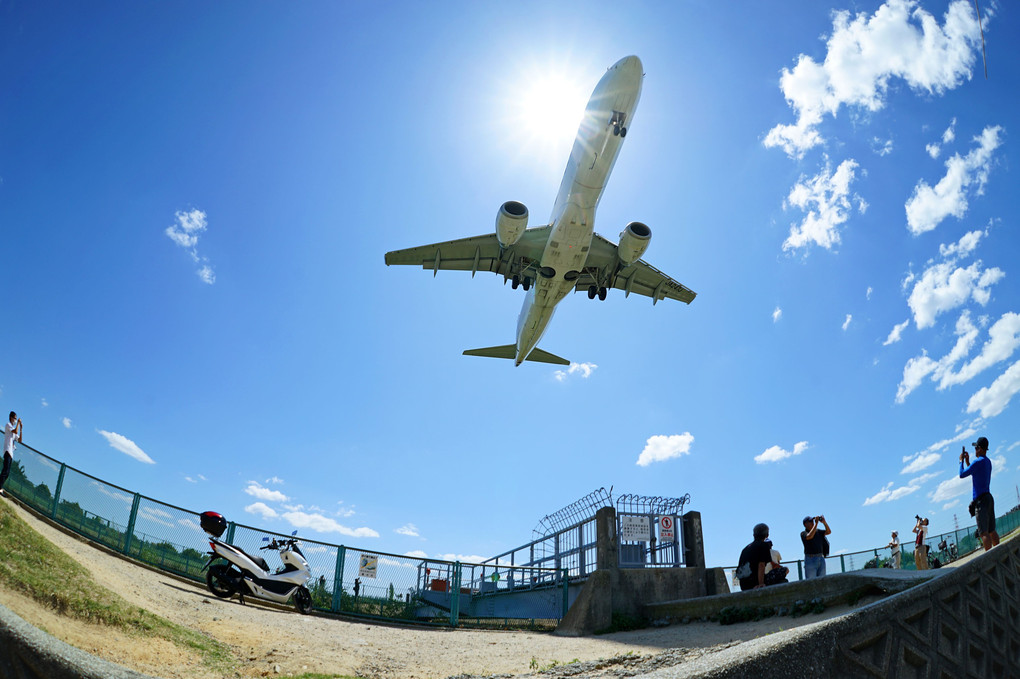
[199,511,313,614]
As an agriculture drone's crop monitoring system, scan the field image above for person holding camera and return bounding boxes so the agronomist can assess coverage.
[960,436,1000,551]
[913,516,929,570]
[1,411,23,498]
[800,515,831,579]
[886,530,901,569]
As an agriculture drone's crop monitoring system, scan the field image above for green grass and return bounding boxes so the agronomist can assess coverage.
[0,500,233,670]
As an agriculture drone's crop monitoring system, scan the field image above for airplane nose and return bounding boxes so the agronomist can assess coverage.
[614,55,643,77]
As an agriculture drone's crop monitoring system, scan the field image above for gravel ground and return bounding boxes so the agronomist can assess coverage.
[0,499,866,679]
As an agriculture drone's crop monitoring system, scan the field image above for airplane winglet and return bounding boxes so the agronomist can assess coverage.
[463,345,570,366]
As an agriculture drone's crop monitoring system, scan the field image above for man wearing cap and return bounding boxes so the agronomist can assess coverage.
[801,515,832,579]
[960,436,1000,551]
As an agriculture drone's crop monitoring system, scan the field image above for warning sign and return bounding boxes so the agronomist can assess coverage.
[620,515,651,542]
[359,553,378,579]
[659,516,676,542]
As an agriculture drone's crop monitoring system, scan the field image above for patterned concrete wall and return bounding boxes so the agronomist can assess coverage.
[659,534,1020,678]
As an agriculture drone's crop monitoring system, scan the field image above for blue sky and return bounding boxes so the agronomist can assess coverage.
[1,0,1018,571]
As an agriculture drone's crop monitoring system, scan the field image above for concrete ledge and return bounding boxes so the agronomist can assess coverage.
[0,602,159,679]
[636,533,1020,678]
[643,568,938,622]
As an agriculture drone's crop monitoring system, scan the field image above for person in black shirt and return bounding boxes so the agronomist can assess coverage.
[801,515,832,579]
[737,523,780,591]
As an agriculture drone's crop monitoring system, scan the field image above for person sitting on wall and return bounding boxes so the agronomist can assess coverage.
[764,545,789,585]
[736,523,785,591]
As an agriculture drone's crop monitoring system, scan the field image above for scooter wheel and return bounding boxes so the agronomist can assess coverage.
[294,586,313,615]
[206,564,235,598]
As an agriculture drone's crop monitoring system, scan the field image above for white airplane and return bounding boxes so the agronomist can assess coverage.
[385,56,696,366]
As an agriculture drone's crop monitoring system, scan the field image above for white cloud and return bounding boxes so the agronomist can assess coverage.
[165,208,216,284]
[61,417,72,429]
[554,362,598,382]
[863,472,940,505]
[966,360,1020,419]
[764,0,982,158]
[905,126,1003,235]
[897,312,1020,403]
[281,510,379,539]
[926,118,957,158]
[929,475,970,503]
[901,452,941,474]
[395,524,420,537]
[872,137,894,156]
[866,287,873,300]
[265,476,285,485]
[883,319,910,345]
[184,475,207,483]
[97,430,155,464]
[937,312,1020,389]
[636,433,694,467]
[842,314,853,331]
[432,553,490,565]
[906,260,1003,330]
[772,306,783,323]
[41,398,49,408]
[896,352,937,403]
[245,502,279,520]
[754,440,809,464]
[244,481,289,503]
[782,158,862,252]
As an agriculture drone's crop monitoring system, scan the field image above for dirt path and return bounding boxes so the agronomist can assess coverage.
[0,500,865,679]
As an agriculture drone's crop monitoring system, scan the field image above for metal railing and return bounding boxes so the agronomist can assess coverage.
[723,506,1020,592]
[4,442,568,628]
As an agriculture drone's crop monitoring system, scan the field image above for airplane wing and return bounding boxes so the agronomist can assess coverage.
[578,233,697,304]
[384,227,551,279]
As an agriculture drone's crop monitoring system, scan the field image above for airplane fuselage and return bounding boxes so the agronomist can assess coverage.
[514,55,643,365]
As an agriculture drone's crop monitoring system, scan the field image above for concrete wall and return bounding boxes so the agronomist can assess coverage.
[641,534,1020,678]
[557,507,725,636]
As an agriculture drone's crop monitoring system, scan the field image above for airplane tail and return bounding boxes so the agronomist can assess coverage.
[463,344,570,366]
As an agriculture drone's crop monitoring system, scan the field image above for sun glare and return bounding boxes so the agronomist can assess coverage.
[517,72,590,147]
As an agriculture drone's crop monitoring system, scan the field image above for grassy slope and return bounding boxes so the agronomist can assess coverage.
[0,499,232,671]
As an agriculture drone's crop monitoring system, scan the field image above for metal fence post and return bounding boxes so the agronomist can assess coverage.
[123,493,141,555]
[840,554,845,573]
[450,562,461,627]
[51,463,67,519]
[796,560,803,580]
[225,521,237,545]
[561,569,569,618]
[332,546,346,613]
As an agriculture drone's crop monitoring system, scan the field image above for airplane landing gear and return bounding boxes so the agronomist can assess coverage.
[610,111,628,137]
[511,274,520,289]
[512,274,531,291]
[598,286,608,301]
[588,285,608,300]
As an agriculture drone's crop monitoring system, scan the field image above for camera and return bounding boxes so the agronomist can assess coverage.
[915,514,921,521]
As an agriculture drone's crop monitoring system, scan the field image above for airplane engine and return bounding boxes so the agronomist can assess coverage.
[617,221,651,264]
[496,200,528,248]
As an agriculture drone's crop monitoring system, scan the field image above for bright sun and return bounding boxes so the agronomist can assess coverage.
[514,70,591,150]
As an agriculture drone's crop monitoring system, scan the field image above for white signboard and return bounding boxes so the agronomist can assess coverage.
[620,515,651,542]
[659,515,676,542]
[359,553,378,579]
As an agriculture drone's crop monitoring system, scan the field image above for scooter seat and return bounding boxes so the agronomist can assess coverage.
[232,545,270,572]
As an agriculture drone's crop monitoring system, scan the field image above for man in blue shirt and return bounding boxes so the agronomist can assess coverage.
[960,436,1000,551]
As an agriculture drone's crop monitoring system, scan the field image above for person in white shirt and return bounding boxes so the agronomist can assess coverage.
[1,411,23,497]
[886,530,901,568]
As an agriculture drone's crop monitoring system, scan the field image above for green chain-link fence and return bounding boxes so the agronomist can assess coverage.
[4,442,567,628]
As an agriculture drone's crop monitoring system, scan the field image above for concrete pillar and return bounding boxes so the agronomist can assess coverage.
[681,511,706,569]
[595,506,618,571]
